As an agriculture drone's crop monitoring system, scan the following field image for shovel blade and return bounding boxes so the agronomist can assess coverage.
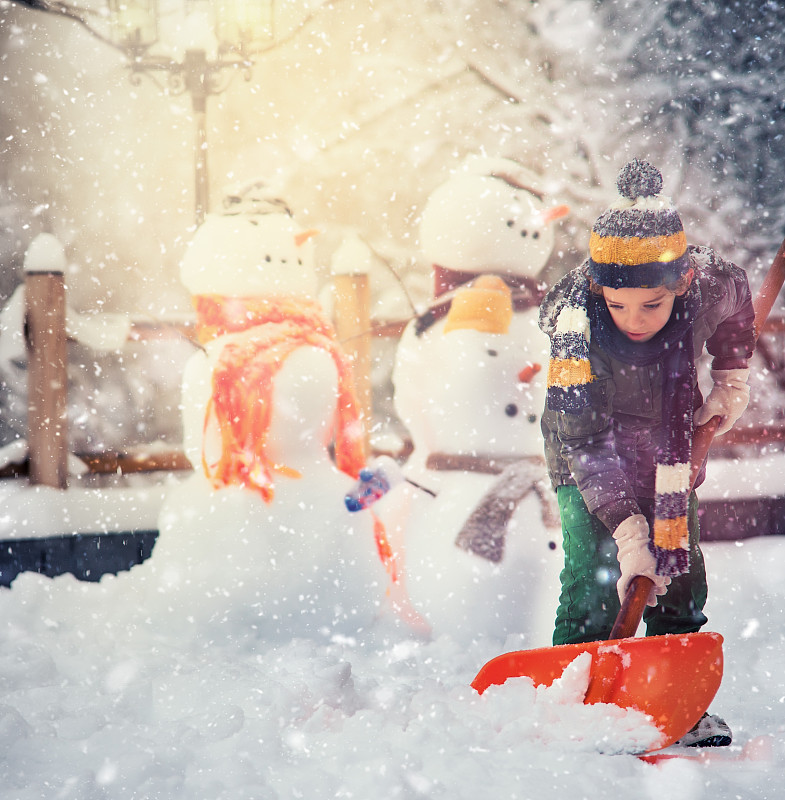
[472,631,723,752]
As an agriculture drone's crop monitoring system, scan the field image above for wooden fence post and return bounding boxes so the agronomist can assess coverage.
[331,237,373,459]
[24,233,69,489]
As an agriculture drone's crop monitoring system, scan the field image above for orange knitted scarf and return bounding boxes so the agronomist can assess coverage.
[194,294,366,502]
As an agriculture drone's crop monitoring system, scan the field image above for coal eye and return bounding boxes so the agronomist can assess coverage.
[265,254,272,262]
[505,404,518,417]
[520,230,528,238]
[506,220,514,228]
[533,231,540,239]
[487,349,498,357]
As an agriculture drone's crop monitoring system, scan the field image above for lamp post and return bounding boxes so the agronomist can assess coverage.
[106,0,274,225]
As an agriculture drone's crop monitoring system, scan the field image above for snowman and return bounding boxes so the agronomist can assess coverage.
[362,157,568,643]
[398,154,568,470]
[366,276,561,644]
[145,196,388,641]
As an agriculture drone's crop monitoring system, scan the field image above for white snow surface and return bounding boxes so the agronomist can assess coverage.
[0,477,781,799]
[1,1,784,795]
[22,233,66,274]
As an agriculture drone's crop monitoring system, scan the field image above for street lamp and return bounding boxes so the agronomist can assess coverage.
[106,0,275,225]
[106,0,158,54]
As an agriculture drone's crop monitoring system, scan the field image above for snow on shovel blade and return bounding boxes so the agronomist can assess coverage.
[471,631,724,753]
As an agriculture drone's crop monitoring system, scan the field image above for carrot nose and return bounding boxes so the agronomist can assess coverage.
[518,363,542,383]
[294,228,320,247]
[539,204,570,225]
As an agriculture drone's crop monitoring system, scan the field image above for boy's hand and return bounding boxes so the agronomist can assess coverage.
[612,514,671,606]
[695,368,751,435]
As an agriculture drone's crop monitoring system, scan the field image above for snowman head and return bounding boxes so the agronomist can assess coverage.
[180,210,319,298]
[419,156,568,279]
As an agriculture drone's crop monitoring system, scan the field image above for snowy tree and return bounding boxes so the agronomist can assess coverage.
[535,0,785,280]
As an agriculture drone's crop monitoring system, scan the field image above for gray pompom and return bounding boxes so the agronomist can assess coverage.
[616,159,663,200]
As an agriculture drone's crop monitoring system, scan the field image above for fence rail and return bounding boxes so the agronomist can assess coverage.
[12,266,785,484]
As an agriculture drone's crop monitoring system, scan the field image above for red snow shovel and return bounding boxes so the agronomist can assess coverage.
[472,238,785,753]
[472,584,724,752]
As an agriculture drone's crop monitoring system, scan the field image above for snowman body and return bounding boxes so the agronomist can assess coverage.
[382,303,562,645]
[394,309,547,475]
[378,157,568,644]
[149,209,386,640]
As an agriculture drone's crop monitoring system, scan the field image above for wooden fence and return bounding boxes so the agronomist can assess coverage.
[7,268,785,485]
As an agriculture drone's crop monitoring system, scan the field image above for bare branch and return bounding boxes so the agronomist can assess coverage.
[6,0,121,51]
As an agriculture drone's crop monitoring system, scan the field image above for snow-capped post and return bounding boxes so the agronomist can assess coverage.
[24,233,69,490]
[331,236,373,458]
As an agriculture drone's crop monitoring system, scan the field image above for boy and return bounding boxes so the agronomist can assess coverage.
[539,159,755,746]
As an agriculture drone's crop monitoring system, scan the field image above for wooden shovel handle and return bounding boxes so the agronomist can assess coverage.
[753,236,785,338]
[690,415,721,490]
[609,575,654,640]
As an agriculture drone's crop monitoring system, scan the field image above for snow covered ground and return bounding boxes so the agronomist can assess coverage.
[0,477,781,799]
[1,1,784,796]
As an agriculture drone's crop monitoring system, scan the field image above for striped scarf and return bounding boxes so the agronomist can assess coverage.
[541,267,699,577]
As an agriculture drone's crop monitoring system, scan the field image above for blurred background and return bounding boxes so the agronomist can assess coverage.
[1,0,783,457]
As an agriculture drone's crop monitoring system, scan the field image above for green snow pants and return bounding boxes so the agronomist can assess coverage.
[552,485,708,646]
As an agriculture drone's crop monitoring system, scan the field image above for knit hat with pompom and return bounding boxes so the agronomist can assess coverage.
[588,159,689,289]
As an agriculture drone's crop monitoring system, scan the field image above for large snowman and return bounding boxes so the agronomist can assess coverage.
[368,157,567,644]
[147,195,387,641]
[397,155,568,471]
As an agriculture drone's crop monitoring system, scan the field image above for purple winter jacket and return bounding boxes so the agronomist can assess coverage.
[539,245,755,532]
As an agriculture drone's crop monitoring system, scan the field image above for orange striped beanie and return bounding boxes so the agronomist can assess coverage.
[588,159,690,289]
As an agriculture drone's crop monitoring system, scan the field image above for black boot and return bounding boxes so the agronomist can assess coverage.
[675,712,732,747]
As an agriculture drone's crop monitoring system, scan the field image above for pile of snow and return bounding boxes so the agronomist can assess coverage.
[0,505,781,798]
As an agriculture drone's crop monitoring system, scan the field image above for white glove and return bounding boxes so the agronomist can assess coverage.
[612,514,671,607]
[694,368,750,436]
